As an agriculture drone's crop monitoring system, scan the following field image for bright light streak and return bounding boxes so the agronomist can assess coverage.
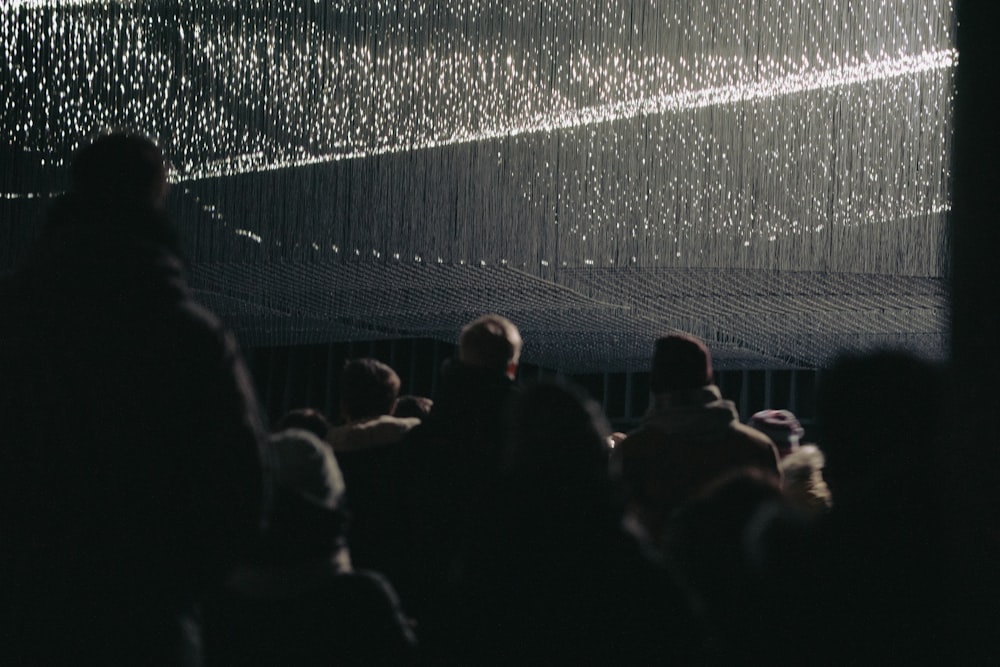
[181,49,956,182]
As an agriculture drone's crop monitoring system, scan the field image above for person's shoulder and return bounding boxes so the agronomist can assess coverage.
[174,296,225,331]
[730,421,781,469]
[170,297,244,353]
[335,569,400,597]
[329,570,415,637]
[732,420,777,449]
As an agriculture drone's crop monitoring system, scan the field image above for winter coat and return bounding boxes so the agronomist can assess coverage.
[396,359,519,659]
[0,196,267,665]
[617,385,779,540]
[204,562,415,667]
[325,415,419,578]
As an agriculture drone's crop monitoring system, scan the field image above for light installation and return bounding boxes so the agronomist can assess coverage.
[0,1,955,369]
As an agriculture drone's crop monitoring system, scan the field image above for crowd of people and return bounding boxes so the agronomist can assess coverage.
[0,133,956,664]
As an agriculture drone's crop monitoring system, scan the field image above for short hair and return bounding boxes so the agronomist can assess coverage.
[394,394,433,420]
[71,131,168,209]
[339,358,401,421]
[650,334,713,394]
[458,314,522,374]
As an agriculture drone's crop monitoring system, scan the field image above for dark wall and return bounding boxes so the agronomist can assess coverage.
[948,1,1000,657]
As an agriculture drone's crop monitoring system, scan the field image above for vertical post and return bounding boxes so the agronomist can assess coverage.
[409,339,419,395]
[789,369,798,414]
[602,372,611,419]
[764,369,773,409]
[624,370,634,422]
[740,369,749,418]
[948,1,1000,656]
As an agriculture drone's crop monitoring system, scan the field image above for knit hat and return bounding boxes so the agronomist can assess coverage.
[270,429,345,512]
[650,334,713,393]
[748,409,805,458]
[263,429,348,562]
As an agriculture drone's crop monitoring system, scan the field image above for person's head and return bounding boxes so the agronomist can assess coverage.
[504,380,612,492]
[261,429,349,567]
[749,409,805,458]
[276,408,331,440]
[71,131,169,211]
[649,333,713,394]
[339,358,401,422]
[459,314,522,379]
[393,394,433,420]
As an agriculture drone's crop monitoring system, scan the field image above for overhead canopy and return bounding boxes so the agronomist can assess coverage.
[0,0,953,371]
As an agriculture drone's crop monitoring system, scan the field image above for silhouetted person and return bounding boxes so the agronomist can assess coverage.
[327,358,419,454]
[325,358,419,578]
[616,333,779,550]
[749,409,832,515]
[462,381,704,665]
[0,132,266,665]
[203,429,416,667]
[400,314,522,661]
[817,350,948,662]
[749,350,951,665]
[665,470,786,663]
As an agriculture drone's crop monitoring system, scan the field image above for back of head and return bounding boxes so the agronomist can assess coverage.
[71,132,168,211]
[650,333,713,394]
[459,314,522,378]
[504,380,611,493]
[339,358,401,421]
[48,131,182,256]
[263,429,348,564]
[393,394,433,420]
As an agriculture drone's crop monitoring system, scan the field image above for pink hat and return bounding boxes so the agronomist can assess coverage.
[749,409,805,458]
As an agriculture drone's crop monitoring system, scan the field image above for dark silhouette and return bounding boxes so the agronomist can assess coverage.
[325,358,419,579]
[327,358,419,453]
[202,429,416,666]
[399,314,523,661]
[615,333,780,549]
[749,350,951,665]
[0,133,267,665]
[461,381,704,665]
[665,470,787,663]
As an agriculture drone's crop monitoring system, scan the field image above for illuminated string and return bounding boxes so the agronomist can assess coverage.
[1,0,955,279]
